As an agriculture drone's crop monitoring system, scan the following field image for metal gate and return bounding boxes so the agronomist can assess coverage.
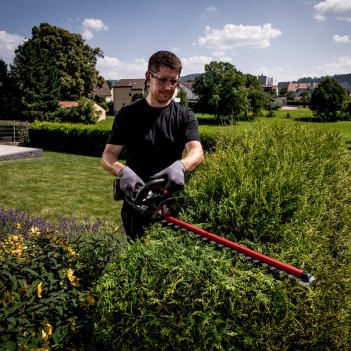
[0,121,29,144]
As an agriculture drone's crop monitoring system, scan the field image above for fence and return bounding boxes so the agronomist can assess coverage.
[0,120,29,144]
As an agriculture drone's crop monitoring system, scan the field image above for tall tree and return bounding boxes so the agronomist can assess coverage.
[245,73,267,118]
[12,41,61,121]
[309,76,348,122]
[13,23,104,101]
[0,59,20,119]
[193,62,252,121]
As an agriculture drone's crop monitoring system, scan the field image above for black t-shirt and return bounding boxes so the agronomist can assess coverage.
[106,98,201,181]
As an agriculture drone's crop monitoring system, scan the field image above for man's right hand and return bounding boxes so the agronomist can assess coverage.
[119,166,145,198]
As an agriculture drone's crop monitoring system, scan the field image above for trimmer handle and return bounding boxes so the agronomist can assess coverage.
[113,178,167,203]
[133,178,166,204]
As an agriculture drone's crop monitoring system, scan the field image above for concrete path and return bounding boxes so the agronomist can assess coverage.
[0,144,43,161]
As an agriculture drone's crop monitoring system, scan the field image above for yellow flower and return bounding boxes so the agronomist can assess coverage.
[43,322,53,336]
[66,268,75,281]
[8,235,19,242]
[45,228,54,234]
[31,348,49,351]
[67,245,76,256]
[37,282,43,298]
[66,268,80,286]
[41,329,48,341]
[16,223,21,230]
[71,280,80,287]
[12,248,23,256]
[28,227,41,237]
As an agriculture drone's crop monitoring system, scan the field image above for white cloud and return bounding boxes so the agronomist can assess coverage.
[206,6,217,12]
[212,50,226,57]
[333,34,351,43]
[181,55,213,74]
[314,0,351,21]
[317,56,351,75]
[257,66,283,77]
[96,56,147,79]
[0,30,25,61]
[97,54,214,79]
[82,18,108,40]
[198,23,282,50]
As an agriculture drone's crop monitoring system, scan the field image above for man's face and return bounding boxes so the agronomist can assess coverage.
[146,66,179,105]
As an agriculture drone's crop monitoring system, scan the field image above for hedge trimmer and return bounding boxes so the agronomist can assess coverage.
[114,179,315,286]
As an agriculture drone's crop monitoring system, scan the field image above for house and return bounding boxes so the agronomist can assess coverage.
[59,101,106,121]
[287,82,316,97]
[258,74,278,95]
[93,81,112,102]
[179,81,198,102]
[113,79,145,113]
[113,78,198,114]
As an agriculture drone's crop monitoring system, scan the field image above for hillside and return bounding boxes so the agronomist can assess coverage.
[278,73,351,91]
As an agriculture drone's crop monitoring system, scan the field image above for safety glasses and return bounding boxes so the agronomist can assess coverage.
[149,69,179,87]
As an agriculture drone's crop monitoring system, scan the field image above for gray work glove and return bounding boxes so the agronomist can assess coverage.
[119,166,145,198]
[150,160,185,193]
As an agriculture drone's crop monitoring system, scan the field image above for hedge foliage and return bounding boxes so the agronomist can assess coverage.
[28,122,111,157]
[27,121,217,157]
[93,123,351,350]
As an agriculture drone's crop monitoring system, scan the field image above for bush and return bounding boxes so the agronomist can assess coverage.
[93,123,351,350]
[0,209,125,350]
[27,121,218,157]
[28,122,111,157]
[94,228,296,351]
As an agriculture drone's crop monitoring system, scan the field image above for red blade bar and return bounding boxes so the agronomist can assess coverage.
[164,215,314,284]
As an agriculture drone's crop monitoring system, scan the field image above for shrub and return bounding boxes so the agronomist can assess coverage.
[0,209,125,350]
[28,122,110,157]
[93,123,351,350]
[94,228,298,351]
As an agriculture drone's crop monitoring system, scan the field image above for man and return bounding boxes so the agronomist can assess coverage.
[101,50,204,239]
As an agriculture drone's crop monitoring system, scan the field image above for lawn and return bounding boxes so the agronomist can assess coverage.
[1,108,351,228]
[0,151,122,227]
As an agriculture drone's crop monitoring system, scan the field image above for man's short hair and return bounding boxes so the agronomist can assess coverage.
[148,51,182,75]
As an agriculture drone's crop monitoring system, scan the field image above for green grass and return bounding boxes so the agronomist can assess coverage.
[0,151,122,227]
[197,108,351,147]
[1,109,351,228]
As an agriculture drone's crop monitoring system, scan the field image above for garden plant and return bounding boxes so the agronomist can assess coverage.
[1,120,351,350]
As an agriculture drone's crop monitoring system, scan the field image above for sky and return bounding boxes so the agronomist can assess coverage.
[1,0,351,83]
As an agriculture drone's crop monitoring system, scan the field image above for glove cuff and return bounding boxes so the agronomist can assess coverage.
[175,160,185,173]
[118,166,130,177]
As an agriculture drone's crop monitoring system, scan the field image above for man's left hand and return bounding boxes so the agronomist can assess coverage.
[150,160,185,193]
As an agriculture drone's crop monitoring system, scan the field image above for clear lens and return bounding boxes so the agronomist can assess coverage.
[149,70,178,86]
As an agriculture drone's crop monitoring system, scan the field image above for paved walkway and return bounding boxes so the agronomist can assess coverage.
[0,144,43,161]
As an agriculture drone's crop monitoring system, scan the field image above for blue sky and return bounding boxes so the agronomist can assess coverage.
[1,0,351,82]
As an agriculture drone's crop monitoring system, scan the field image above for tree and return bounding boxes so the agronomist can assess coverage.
[12,41,61,121]
[13,23,104,101]
[245,73,267,118]
[279,87,288,97]
[131,92,145,102]
[300,91,311,108]
[177,89,188,107]
[309,76,349,122]
[193,61,249,121]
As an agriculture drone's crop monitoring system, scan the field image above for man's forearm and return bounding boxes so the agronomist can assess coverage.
[181,141,204,172]
[101,151,125,177]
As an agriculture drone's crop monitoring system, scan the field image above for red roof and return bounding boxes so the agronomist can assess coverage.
[288,83,310,92]
[115,79,145,90]
[59,101,79,108]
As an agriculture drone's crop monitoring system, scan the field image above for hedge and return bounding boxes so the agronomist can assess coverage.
[28,122,110,157]
[93,123,351,350]
[28,122,216,157]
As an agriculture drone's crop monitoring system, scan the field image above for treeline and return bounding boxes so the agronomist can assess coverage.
[279,73,351,92]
